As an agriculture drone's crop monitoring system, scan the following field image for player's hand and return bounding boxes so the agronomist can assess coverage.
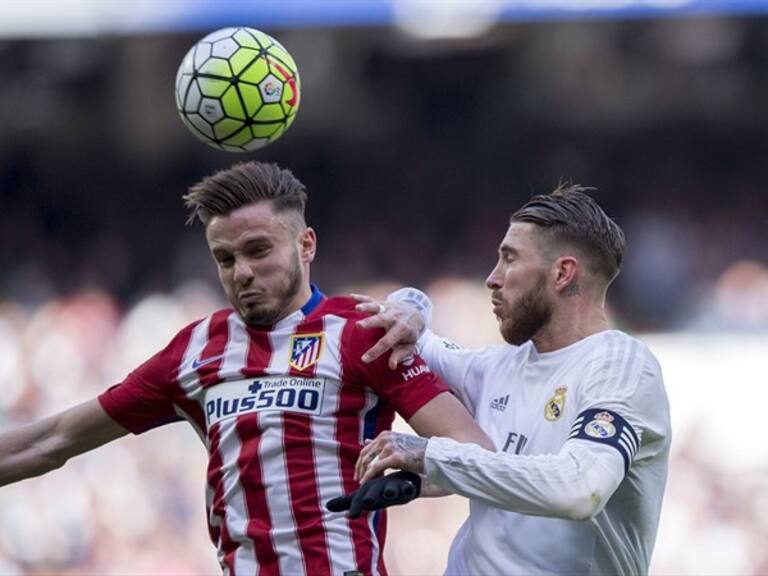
[355,431,428,484]
[350,293,424,369]
[325,471,422,519]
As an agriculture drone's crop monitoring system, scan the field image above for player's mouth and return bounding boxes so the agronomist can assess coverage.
[238,291,264,306]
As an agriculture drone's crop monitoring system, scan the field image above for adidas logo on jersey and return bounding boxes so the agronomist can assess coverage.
[490,394,509,412]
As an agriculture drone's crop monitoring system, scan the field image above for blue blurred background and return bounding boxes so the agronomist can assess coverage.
[0,1,767,574]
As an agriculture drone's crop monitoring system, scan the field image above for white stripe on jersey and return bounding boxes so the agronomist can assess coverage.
[309,314,364,576]
[178,314,212,393]
[265,327,307,576]
[221,313,250,379]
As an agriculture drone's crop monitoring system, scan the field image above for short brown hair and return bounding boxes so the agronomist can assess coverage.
[183,161,307,226]
[512,183,625,284]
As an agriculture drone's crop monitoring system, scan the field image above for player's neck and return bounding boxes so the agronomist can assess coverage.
[532,304,610,353]
[283,282,315,319]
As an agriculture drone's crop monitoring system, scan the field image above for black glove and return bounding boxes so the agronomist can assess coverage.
[326,471,422,519]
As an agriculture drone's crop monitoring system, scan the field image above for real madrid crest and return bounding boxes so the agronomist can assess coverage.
[544,386,568,421]
[584,411,617,439]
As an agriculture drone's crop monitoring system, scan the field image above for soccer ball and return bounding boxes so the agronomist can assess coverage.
[175,27,300,152]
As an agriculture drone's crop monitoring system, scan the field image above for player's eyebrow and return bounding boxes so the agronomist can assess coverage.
[499,245,519,257]
[242,236,272,249]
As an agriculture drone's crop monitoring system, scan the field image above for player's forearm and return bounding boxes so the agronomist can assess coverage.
[424,438,624,521]
[419,475,451,498]
[0,417,68,487]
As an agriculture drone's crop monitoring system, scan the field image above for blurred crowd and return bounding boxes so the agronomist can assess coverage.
[0,280,766,575]
[1,17,768,333]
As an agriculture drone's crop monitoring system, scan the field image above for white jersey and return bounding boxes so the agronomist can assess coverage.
[418,328,671,576]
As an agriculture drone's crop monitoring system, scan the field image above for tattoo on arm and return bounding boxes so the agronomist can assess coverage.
[393,433,428,473]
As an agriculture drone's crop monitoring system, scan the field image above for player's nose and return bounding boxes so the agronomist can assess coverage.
[233,259,254,285]
[485,265,502,291]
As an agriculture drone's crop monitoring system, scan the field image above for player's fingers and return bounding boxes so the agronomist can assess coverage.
[354,302,384,317]
[325,494,352,513]
[356,312,391,331]
[382,477,400,500]
[359,454,398,485]
[360,479,385,510]
[388,344,416,370]
[355,441,382,481]
[361,332,403,364]
[348,481,378,518]
[348,490,365,519]
[349,293,375,304]
[399,480,417,499]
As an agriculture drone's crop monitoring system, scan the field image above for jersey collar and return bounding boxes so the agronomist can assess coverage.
[301,283,325,315]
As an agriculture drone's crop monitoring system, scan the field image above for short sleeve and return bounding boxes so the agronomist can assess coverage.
[98,322,198,434]
[342,324,450,421]
[567,334,670,472]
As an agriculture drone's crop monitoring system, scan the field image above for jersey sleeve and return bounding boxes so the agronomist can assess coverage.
[386,287,499,414]
[418,330,502,417]
[424,435,626,521]
[342,323,450,421]
[566,334,670,473]
[98,322,198,434]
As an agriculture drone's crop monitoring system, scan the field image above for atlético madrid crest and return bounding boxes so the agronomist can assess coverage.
[289,333,324,371]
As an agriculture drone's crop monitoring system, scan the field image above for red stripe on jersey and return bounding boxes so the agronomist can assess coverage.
[198,310,232,388]
[237,414,280,576]
[283,317,332,576]
[207,422,238,571]
[283,413,331,576]
[336,317,378,575]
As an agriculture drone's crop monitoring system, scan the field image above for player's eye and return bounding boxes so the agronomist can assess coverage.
[246,245,271,258]
[217,256,235,267]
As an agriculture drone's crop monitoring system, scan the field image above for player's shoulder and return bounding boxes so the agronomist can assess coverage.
[585,330,658,362]
[581,330,665,394]
[310,296,384,347]
[313,295,367,321]
[170,308,234,343]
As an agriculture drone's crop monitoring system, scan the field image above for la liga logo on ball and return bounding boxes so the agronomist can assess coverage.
[175,27,300,152]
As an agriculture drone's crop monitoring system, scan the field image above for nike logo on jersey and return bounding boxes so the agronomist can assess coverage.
[192,354,226,369]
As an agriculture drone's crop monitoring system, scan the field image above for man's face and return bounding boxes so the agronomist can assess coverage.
[205,202,315,327]
[485,222,553,345]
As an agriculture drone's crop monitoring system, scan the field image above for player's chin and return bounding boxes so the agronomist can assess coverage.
[240,303,280,327]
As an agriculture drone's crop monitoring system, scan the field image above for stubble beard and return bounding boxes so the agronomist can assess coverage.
[500,274,553,346]
[239,250,304,327]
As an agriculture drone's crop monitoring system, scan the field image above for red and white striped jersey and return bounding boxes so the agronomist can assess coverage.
[99,287,448,576]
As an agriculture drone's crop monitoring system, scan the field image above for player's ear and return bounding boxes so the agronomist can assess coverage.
[299,227,317,264]
[553,256,579,294]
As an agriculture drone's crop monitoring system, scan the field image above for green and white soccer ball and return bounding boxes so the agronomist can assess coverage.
[175,27,301,152]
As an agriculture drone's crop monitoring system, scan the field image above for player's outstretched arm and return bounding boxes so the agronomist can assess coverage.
[0,398,129,487]
[357,431,625,522]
